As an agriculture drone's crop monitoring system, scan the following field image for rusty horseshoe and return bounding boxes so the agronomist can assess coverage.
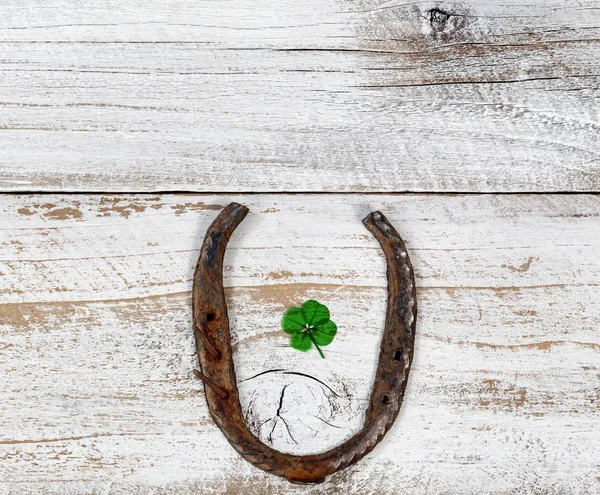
[192,202,417,484]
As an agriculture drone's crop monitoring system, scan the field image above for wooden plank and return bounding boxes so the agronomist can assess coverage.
[0,194,599,493]
[0,1,599,192]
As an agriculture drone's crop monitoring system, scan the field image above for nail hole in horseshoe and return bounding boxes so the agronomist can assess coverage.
[393,349,402,361]
[206,312,216,322]
[381,395,390,405]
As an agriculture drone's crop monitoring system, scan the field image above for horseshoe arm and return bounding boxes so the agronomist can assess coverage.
[192,203,417,484]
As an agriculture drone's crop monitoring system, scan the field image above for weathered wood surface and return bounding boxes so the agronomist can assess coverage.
[1,0,599,192]
[1,194,599,494]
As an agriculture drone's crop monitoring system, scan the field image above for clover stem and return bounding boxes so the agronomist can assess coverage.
[307,330,325,359]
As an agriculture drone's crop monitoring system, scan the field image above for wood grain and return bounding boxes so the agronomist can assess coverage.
[1,194,599,493]
[1,0,599,192]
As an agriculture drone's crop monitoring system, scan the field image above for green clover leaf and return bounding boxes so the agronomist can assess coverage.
[281,300,338,358]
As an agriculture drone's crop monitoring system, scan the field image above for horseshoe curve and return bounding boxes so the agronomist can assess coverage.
[192,202,417,484]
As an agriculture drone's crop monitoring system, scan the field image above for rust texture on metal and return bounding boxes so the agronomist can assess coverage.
[192,202,417,484]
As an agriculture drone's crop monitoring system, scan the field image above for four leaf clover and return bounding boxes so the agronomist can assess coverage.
[281,300,337,359]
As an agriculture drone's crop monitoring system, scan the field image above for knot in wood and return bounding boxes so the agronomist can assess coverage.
[429,8,452,32]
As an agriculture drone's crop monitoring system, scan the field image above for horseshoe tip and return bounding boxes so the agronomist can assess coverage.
[362,210,385,226]
[226,202,250,216]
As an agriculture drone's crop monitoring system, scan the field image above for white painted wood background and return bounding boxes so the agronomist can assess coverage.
[1,0,600,494]
[0,0,599,192]
[1,195,599,494]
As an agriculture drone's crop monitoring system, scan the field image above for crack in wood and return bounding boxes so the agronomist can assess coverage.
[240,369,342,398]
[266,384,298,445]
